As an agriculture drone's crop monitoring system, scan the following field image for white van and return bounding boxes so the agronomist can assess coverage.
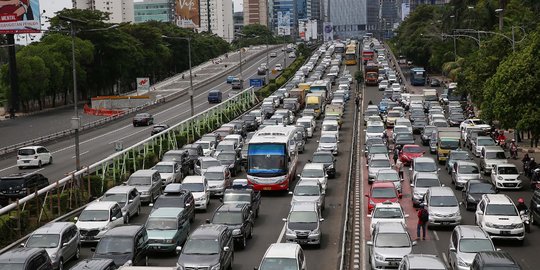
[182,175,210,210]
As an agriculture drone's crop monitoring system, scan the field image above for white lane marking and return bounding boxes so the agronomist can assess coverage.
[442,252,450,268]
[33,168,45,173]
[277,223,286,243]
[433,230,439,241]
[71,151,89,159]
[0,165,17,173]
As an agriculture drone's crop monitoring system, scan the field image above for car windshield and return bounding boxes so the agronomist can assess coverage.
[498,166,518,174]
[0,263,24,270]
[302,169,324,178]
[204,172,224,181]
[182,183,204,192]
[146,218,178,230]
[128,176,150,186]
[375,233,410,248]
[372,188,396,198]
[259,258,298,270]
[415,162,437,172]
[394,127,408,134]
[289,211,318,223]
[416,178,440,187]
[223,193,250,203]
[95,237,133,254]
[367,125,385,133]
[373,208,403,218]
[195,142,210,149]
[396,134,413,141]
[183,239,220,255]
[451,152,469,160]
[320,136,337,143]
[102,193,127,206]
[212,212,243,225]
[459,239,494,253]
[371,160,391,168]
[298,121,310,128]
[458,165,479,174]
[294,185,321,196]
[218,153,236,161]
[430,196,458,207]
[469,183,495,194]
[377,172,399,181]
[485,151,506,159]
[388,112,401,117]
[403,147,422,153]
[78,210,109,221]
[485,204,518,216]
[216,144,235,151]
[478,138,496,146]
[26,234,60,248]
[312,154,333,163]
[202,160,221,169]
[440,139,460,149]
[154,164,174,173]
[369,146,387,154]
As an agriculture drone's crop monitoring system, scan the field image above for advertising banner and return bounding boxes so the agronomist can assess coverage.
[323,22,333,41]
[277,11,291,36]
[176,0,200,28]
[0,0,40,34]
[137,77,150,95]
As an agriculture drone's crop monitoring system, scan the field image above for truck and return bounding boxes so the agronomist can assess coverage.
[289,88,306,109]
[221,179,262,218]
[298,82,312,92]
[305,92,325,118]
[364,63,379,86]
[436,127,462,163]
[423,88,438,102]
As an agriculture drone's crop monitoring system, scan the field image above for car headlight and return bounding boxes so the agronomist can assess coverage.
[467,195,476,202]
[457,257,469,267]
[485,222,495,228]
[211,264,221,270]
[232,229,242,235]
[374,253,384,261]
[141,191,149,195]
[498,176,503,180]
[310,228,320,235]
[514,223,524,228]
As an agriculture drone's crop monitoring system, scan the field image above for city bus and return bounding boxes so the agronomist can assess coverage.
[410,67,427,86]
[335,43,345,54]
[246,126,298,191]
[361,49,375,64]
[345,47,357,65]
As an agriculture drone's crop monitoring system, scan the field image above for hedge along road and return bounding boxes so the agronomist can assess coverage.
[0,49,289,184]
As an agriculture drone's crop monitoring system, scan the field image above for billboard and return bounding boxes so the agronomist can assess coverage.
[298,19,318,41]
[176,0,200,28]
[323,22,333,41]
[0,0,40,34]
[277,11,291,36]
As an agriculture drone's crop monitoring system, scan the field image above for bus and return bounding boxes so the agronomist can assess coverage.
[361,49,375,64]
[447,83,467,102]
[335,43,345,54]
[410,67,427,86]
[345,47,357,65]
[246,126,298,191]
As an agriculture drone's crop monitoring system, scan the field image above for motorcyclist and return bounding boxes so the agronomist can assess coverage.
[517,198,528,213]
[497,131,507,147]
[510,139,518,158]
[530,157,537,171]
[522,153,531,163]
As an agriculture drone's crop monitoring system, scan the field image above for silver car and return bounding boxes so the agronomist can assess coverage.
[448,225,496,270]
[451,161,481,189]
[399,254,447,270]
[424,187,461,227]
[100,185,141,223]
[411,172,441,207]
[126,169,162,204]
[290,179,325,212]
[317,133,339,155]
[367,222,415,269]
[23,222,80,270]
[367,154,392,183]
[283,202,323,247]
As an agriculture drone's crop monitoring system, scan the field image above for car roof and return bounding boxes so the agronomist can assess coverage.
[182,176,205,183]
[483,194,513,204]
[415,157,436,163]
[70,259,116,270]
[264,243,301,259]
[455,225,490,239]
[103,225,144,237]
[494,163,516,168]
[130,169,158,177]
[164,183,183,193]
[414,172,439,180]
[428,186,455,196]
[375,222,407,233]
[372,182,396,188]
[85,201,118,210]
[475,251,519,266]
[200,156,219,162]
[0,248,45,264]
[290,201,318,211]
[370,154,389,161]
[374,201,402,209]
[149,207,184,218]
[218,140,237,145]
[32,222,74,235]
[155,161,177,166]
[303,163,325,170]
[296,179,321,187]
[483,146,504,152]
[405,254,446,269]
[216,203,246,213]
[455,160,477,167]
[18,146,44,150]
[205,166,227,173]
[190,224,227,239]
[105,185,135,194]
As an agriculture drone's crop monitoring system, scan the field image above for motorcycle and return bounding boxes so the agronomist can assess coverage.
[497,139,507,150]
[510,145,518,159]
[520,210,531,233]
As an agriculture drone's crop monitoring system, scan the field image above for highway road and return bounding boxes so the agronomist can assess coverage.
[359,58,539,269]
[0,48,288,183]
[60,53,357,269]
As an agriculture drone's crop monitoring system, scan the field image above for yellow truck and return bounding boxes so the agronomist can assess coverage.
[436,127,461,163]
[306,93,325,118]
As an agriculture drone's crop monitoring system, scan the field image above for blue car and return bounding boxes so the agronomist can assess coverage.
[226,75,236,84]
[378,100,389,114]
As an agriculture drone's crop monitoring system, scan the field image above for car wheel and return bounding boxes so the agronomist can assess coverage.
[49,156,53,165]
[18,166,24,170]
[240,235,247,249]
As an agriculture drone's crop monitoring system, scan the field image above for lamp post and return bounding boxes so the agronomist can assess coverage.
[162,35,194,117]
[495,8,504,31]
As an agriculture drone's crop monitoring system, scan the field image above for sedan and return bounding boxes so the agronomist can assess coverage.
[151,124,169,135]
[133,113,154,126]
[269,52,277,58]
[429,78,441,87]
[365,182,401,213]
[462,180,496,211]
[399,144,425,166]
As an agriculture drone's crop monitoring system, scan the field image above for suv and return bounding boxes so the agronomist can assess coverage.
[75,201,124,243]
[146,208,190,254]
[0,172,48,199]
[256,243,306,270]
[471,251,522,270]
[367,222,416,269]
[126,170,162,204]
[448,225,496,270]
[209,203,253,249]
[451,161,481,189]
[161,150,191,176]
[204,166,232,196]
[424,187,461,227]
[181,176,210,210]
[368,202,407,231]
[0,248,52,270]
[216,151,242,176]
[283,202,323,247]
[23,222,80,270]
[176,224,234,270]
[475,194,524,243]
[93,225,149,266]
[298,163,328,191]
[480,146,508,175]
[290,179,325,212]
[17,146,52,169]
[101,185,141,223]
[150,183,195,223]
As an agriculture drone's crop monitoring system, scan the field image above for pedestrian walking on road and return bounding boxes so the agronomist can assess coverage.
[395,159,404,180]
[393,146,400,165]
[417,205,429,240]
[355,96,360,108]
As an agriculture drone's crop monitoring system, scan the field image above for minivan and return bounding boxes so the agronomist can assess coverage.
[208,89,223,103]
[93,225,149,267]
[0,172,49,199]
[17,146,53,169]
[125,170,162,204]
[176,224,234,270]
[100,186,141,224]
[146,208,190,254]
[471,251,521,270]
[423,187,461,227]
[283,202,323,247]
[0,248,52,270]
[256,243,306,270]
[75,201,125,243]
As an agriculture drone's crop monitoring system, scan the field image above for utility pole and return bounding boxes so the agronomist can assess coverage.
[7,34,18,119]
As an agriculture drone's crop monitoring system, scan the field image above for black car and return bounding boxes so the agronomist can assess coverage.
[0,172,48,200]
[133,113,154,127]
[429,78,441,87]
[151,124,169,135]
[0,248,52,270]
[420,126,437,146]
[208,203,253,249]
[311,151,336,178]
[176,224,233,270]
[471,251,521,270]
[412,119,427,134]
[257,66,266,75]
[229,120,247,137]
[93,225,149,267]
[448,114,465,127]
[151,184,196,223]
[182,144,204,172]
[394,133,415,148]
[216,151,242,176]
[241,115,259,132]
[221,180,261,217]
[530,190,540,226]
[162,150,191,177]
[462,180,497,211]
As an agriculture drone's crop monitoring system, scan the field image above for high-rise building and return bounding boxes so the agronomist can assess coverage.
[134,0,175,23]
[410,0,450,11]
[233,11,244,34]
[297,0,307,20]
[329,0,367,38]
[269,0,297,37]
[243,0,268,25]
[199,0,234,42]
[73,0,134,23]
[366,0,379,34]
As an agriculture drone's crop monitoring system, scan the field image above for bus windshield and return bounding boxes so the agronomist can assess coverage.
[247,144,287,177]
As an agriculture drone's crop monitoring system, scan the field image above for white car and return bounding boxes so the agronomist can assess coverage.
[391,83,401,92]
[182,175,210,210]
[100,186,141,223]
[317,133,339,155]
[475,194,524,242]
[460,119,491,136]
[379,80,389,91]
[365,121,385,142]
[274,63,283,71]
[490,163,522,190]
[17,146,52,169]
[288,52,296,58]
[75,201,125,243]
[298,163,328,191]
[368,202,408,232]
[152,161,183,185]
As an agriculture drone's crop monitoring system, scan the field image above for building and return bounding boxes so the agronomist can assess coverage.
[410,0,450,11]
[366,0,379,34]
[243,0,268,25]
[199,0,234,42]
[73,0,135,23]
[269,0,297,37]
[233,11,244,35]
[134,0,175,23]
[329,0,367,38]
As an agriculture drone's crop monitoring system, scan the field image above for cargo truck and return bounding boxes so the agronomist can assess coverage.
[436,127,461,163]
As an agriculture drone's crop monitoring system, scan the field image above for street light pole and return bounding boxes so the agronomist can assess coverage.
[266,38,269,83]
[163,35,194,116]
[69,23,81,171]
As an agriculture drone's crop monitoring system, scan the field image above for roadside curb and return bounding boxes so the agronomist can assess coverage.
[518,147,540,153]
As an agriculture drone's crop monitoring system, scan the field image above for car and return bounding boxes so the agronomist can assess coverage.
[411,157,439,180]
[423,186,461,227]
[208,203,253,249]
[289,52,296,58]
[430,78,441,87]
[152,161,183,186]
[392,125,410,142]
[385,110,402,127]
[145,208,190,254]
[446,150,472,173]
[207,89,223,103]
[311,151,336,178]
[374,169,402,193]
[367,154,392,182]
[194,156,221,175]
[176,224,234,270]
[460,119,492,135]
[126,170,162,204]
[133,113,153,127]
[100,186,141,223]
[490,163,522,190]
[75,201,125,243]
[203,165,232,196]
[231,77,243,89]
[283,202,323,247]
[182,144,205,169]
[0,248,52,270]
[399,144,424,166]
[475,194,524,242]
[151,184,195,223]
[226,75,236,84]
[448,225,496,270]
[365,143,388,159]
[161,150,191,176]
[451,161,481,189]
[411,172,441,207]
[411,119,427,134]
[321,120,340,138]
[394,133,415,148]
[69,259,116,270]
[17,146,53,169]
[365,182,401,213]
[0,172,49,199]
[472,136,497,157]
[93,225,149,267]
[367,222,415,269]
[471,251,522,270]
[214,140,239,157]
[462,180,497,211]
[23,222,80,270]
[298,163,328,191]
[479,146,508,175]
[222,179,261,217]
[215,151,242,176]
[181,175,210,210]
[256,243,306,270]
[368,201,408,231]
[365,121,385,142]
[449,113,465,127]
[399,254,447,270]
[379,80,389,91]
[317,133,339,155]
[274,63,283,71]
[257,66,266,75]
[290,179,325,211]
[150,124,169,135]
[420,126,437,146]
[269,52,277,58]
[297,117,316,138]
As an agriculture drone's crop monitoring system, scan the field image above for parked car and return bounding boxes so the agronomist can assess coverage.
[176,224,234,270]
[133,113,153,127]
[93,225,149,266]
[17,146,53,169]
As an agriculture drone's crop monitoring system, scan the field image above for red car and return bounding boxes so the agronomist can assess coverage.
[365,182,401,213]
[399,144,425,166]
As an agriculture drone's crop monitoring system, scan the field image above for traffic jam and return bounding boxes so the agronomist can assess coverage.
[362,38,531,269]
[0,41,355,270]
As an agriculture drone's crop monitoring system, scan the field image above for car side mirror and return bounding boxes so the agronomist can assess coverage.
[111,217,117,221]
[123,181,128,185]
[62,242,68,248]
[405,214,409,218]
[73,217,78,222]
[409,168,412,171]
[176,246,182,253]
[364,194,369,198]
[282,218,287,222]
[185,203,191,207]
[19,243,25,247]
[449,247,456,252]
[367,214,372,218]
[128,199,134,203]
[319,218,324,222]
[149,203,154,207]
[412,241,417,246]
[224,246,230,252]
[366,241,373,246]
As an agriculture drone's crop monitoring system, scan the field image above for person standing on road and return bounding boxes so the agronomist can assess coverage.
[393,145,400,165]
[355,95,360,108]
[395,158,404,180]
[417,205,429,240]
